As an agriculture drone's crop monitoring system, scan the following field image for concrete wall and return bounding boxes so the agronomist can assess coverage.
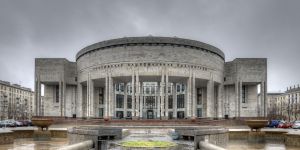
[35,58,77,117]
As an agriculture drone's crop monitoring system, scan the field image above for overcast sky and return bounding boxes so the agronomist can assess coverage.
[0,0,299,92]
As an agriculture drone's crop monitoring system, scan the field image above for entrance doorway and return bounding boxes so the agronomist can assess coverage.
[147,110,154,119]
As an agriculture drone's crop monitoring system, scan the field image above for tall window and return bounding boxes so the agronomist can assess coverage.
[177,94,185,108]
[116,94,124,108]
[168,95,173,109]
[242,85,246,103]
[197,88,202,105]
[127,95,132,109]
[55,85,59,103]
[99,88,104,104]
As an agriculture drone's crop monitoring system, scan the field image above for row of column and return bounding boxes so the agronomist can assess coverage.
[79,72,224,119]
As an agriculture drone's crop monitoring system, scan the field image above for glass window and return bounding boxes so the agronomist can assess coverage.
[242,85,246,103]
[177,85,180,92]
[120,83,124,92]
[127,111,132,118]
[197,108,202,117]
[197,88,202,105]
[168,86,171,94]
[177,94,185,108]
[116,84,119,91]
[127,95,132,109]
[168,95,173,109]
[99,88,104,104]
[181,84,185,92]
[55,85,59,103]
[116,94,124,108]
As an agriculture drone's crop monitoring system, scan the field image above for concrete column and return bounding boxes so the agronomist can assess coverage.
[192,72,196,117]
[157,84,160,118]
[34,74,41,116]
[160,71,165,118]
[139,82,143,118]
[63,81,66,117]
[206,79,214,118]
[173,84,177,118]
[77,83,83,117]
[59,81,63,117]
[261,81,265,117]
[86,78,90,117]
[217,84,223,118]
[131,72,135,117]
[187,73,192,118]
[235,81,239,118]
[109,75,114,118]
[108,74,112,117]
[89,79,94,117]
[124,84,127,118]
[165,72,169,118]
[136,72,140,117]
[239,81,242,117]
[104,75,108,118]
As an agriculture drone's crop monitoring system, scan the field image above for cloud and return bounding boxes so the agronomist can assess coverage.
[0,0,300,92]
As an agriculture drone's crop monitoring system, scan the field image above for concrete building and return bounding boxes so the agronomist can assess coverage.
[35,36,267,119]
[266,85,300,121]
[0,80,34,120]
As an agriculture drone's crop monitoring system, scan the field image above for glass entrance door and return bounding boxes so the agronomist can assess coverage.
[147,110,154,119]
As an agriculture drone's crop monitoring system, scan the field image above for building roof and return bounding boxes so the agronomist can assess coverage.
[0,80,33,92]
[76,36,225,60]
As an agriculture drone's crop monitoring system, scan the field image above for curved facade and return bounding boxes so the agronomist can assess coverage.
[35,36,268,119]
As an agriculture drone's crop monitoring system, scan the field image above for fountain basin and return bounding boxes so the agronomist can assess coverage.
[245,120,268,131]
[32,118,54,131]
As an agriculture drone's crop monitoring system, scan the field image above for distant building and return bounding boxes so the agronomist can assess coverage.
[35,36,268,119]
[0,80,34,120]
[265,85,300,121]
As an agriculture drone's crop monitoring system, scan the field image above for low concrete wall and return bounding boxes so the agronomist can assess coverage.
[58,140,93,150]
[0,128,67,145]
[285,133,300,147]
[68,126,122,150]
[193,127,228,150]
[0,130,14,144]
[229,130,300,147]
[199,141,226,150]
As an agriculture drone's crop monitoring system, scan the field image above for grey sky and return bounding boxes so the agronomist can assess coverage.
[0,0,299,92]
